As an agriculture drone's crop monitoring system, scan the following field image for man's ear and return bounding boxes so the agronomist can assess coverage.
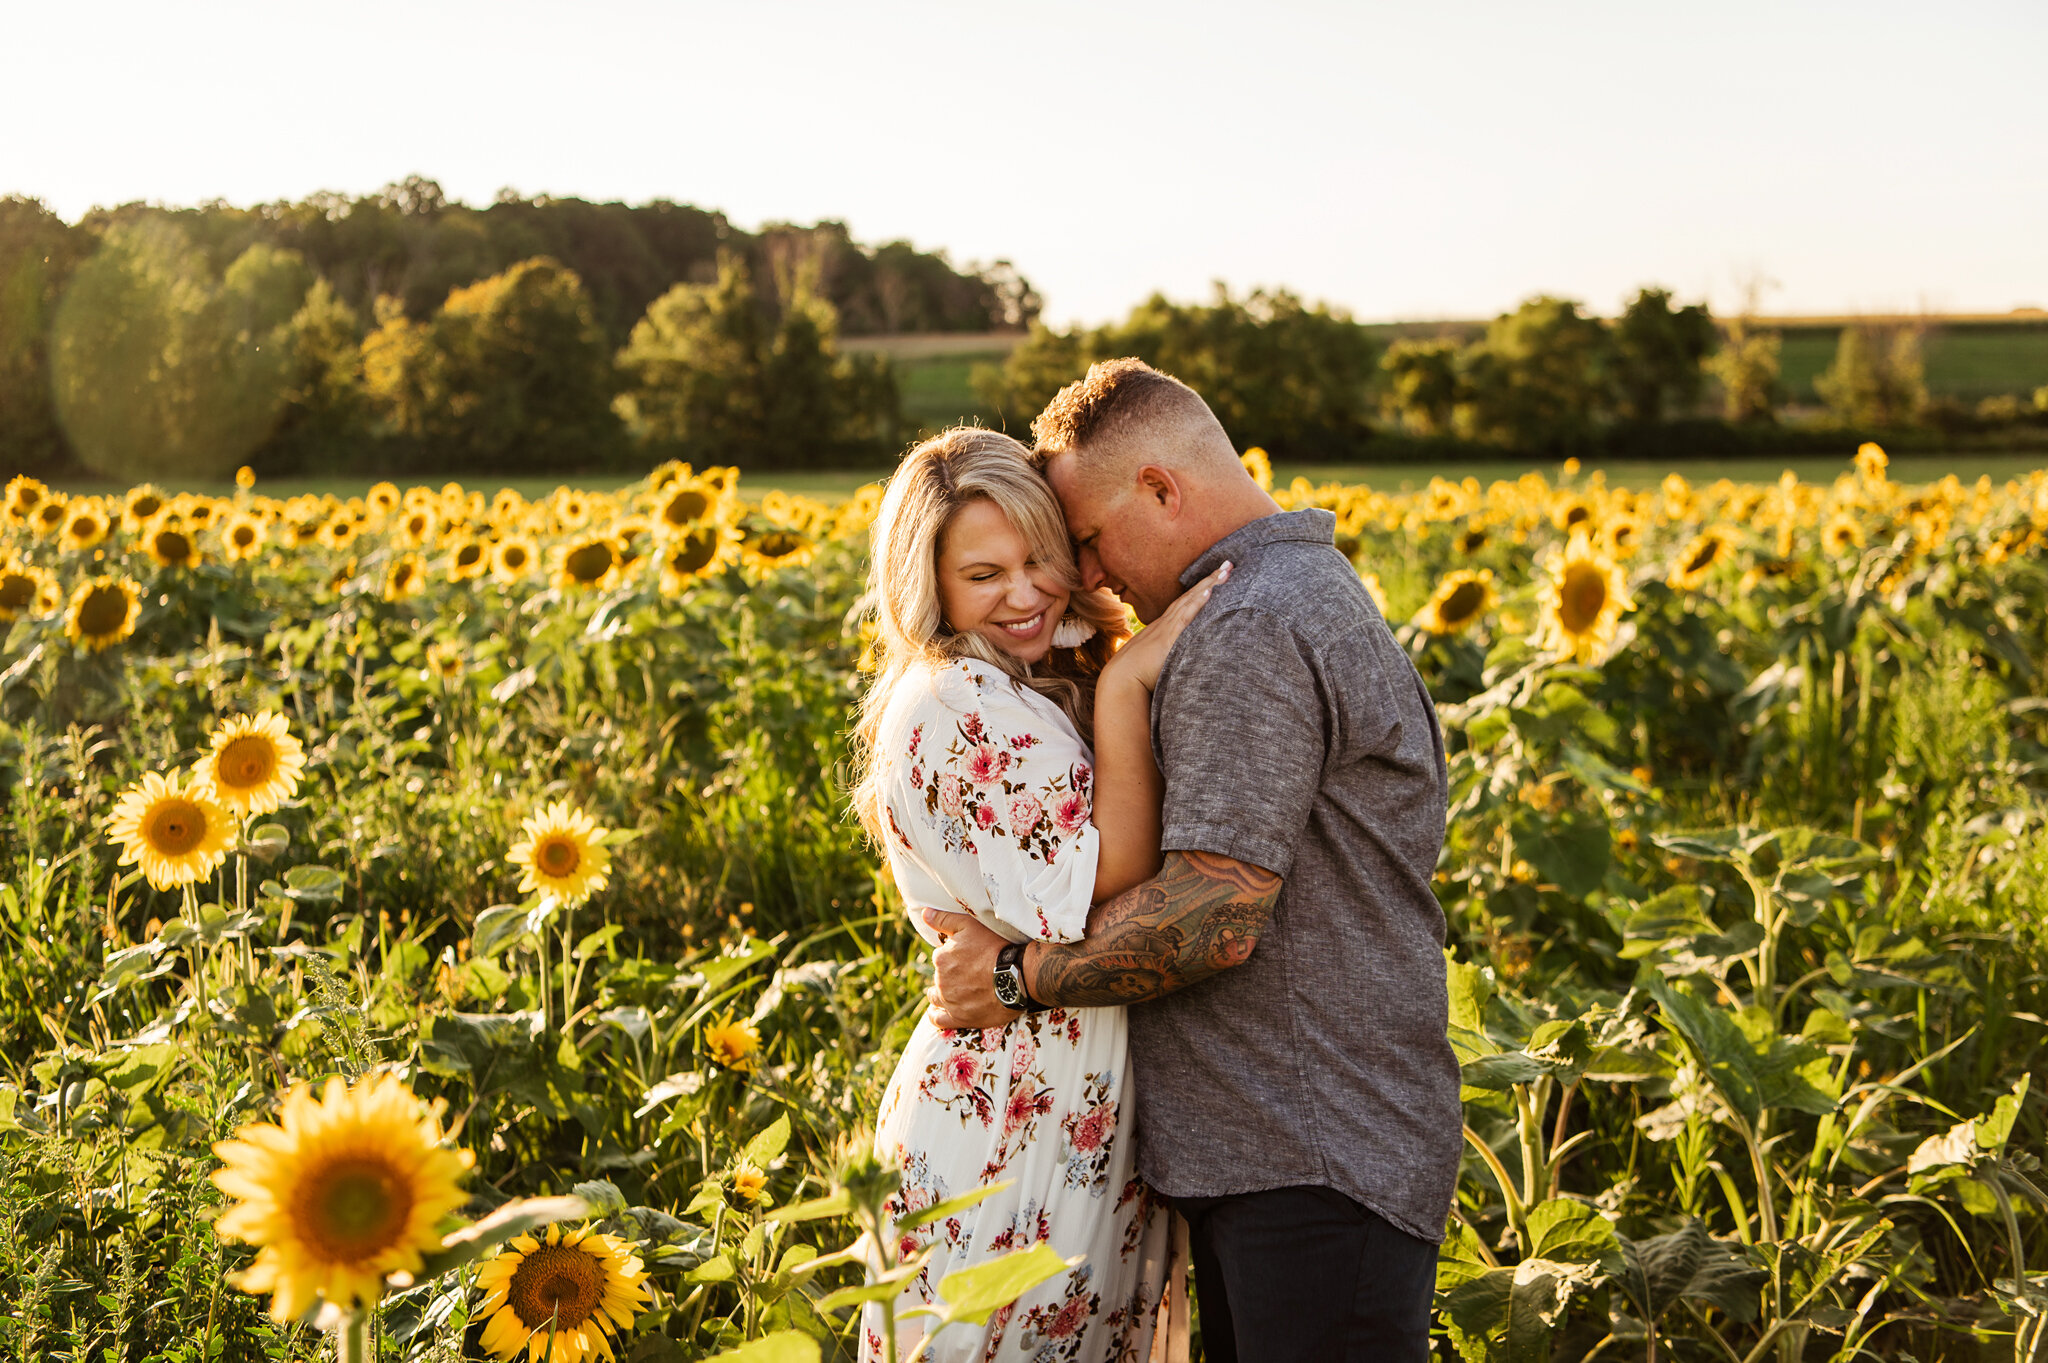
[1135,465,1183,518]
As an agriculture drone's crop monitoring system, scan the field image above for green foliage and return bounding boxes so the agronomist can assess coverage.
[615,256,900,468]
[976,285,1380,459]
[1610,287,1716,425]
[0,196,92,474]
[1457,296,1614,451]
[1704,315,1784,423]
[1380,337,1464,436]
[362,256,625,471]
[50,219,311,482]
[1817,321,1930,428]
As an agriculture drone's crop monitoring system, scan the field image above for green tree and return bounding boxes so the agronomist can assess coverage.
[1610,287,1715,424]
[976,285,1378,458]
[260,278,371,472]
[1703,316,1783,423]
[362,256,623,472]
[1456,295,1611,450]
[1814,321,1927,428]
[0,197,91,474]
[614,254,899,468]
[1379,338,1464,436]
[50,218,309,483]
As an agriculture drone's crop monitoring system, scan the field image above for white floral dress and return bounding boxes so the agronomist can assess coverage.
[862,658,1171,1363]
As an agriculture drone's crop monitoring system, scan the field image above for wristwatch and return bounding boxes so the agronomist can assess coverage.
[992,941,1046,1013]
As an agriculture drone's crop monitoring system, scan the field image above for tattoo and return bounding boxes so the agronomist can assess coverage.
[1031,850,1282,1007]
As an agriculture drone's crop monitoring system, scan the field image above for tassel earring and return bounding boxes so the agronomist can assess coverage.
[1051,611,1098,649]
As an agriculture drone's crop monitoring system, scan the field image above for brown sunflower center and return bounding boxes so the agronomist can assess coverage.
[232,524,258,547]
[670,530,718,574]
[565,542,616,583]
[393,564,417,592]
[70,514,101,539]
[536,836,581,878]
[36,505,65,530]
[76,585,132,637]
[1458,530,1487,554]
[501,545,530,570]
[754,532,804,561]
[0,573,34,611]
[218,735,278,790]
[506,1244,603,1329]
[1563,506,1590,527]
[1440,581,1487,625]
[661,489,709,527]
[154,530,194,564]
[298,1158,413,1262]
[1559,564,1609,633]
[1683,540,1721,575]
[455,542,484,569]
[143,797,209,856]
[131,494,163,519]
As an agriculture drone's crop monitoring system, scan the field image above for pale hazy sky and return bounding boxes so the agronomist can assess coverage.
[7,0,2044,326]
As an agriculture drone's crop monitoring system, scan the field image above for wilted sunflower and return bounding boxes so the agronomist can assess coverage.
[0,561,55,622]
[64,575,141,651]
[1667,526,1737,591]
[384,553,429,602]
[104,769,237,890]
[741,528,816,574]
[59,498,112,553]
[211,1073,473,1324]
[122,485,167,533]
[4,475,49,523]
[492,536,539,585]
[444,536,490,581]
[1531,533,1633,665]
[656,523,740,595]
[508,801,612,907]
[552,536,624,592]
[197,711,306,816]
[703,1012,762,1071]
[476,1223,651,1363]
[220,512,267,563]
[142,514,201,569]
[1410,569,1497,635]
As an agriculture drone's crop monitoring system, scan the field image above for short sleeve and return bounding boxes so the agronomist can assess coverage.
[885,663,1101,944]
[1154,608,1322,878]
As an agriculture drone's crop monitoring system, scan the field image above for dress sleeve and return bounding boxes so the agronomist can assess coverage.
[884,663,1101,945]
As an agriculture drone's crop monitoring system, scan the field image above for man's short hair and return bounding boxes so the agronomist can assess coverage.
[1029,358,1234,479]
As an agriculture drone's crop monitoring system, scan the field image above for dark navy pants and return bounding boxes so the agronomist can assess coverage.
[1175,1185,1436,1363]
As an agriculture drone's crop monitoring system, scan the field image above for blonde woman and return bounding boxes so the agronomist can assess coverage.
[852,428,1224,1362]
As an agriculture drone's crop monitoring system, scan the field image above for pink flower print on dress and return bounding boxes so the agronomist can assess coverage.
[942,1052,980,1093]
[1048,1293,1090,1338]
[1052,791,1089,835]
[1070,1104,1113,1152]
[965,744,1010,786]
[974,803,998,830]
[908,723,923,758]
[938,774,966,817]
[1007,792,1042,835]
[1071,761,1092,794]
[1009,1033,1037,1081]
[960,711,987,744]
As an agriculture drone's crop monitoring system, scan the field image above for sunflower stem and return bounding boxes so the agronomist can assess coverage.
[336,1309,370,1363]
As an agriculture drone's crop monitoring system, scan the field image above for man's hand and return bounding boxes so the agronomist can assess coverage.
[921,909,1019,1031]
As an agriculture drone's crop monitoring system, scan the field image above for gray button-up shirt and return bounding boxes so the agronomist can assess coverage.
[1132,507,1461,1243]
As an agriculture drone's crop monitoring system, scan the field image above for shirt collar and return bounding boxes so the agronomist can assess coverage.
[1180,508,1339,589]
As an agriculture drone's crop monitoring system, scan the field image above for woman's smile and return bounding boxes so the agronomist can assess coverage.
[995,611,1047,640]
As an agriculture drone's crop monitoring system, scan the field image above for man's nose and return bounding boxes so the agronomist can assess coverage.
[1078,546,1106,592]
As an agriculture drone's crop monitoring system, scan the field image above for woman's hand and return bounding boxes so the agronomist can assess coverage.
[1104,561,1231,693]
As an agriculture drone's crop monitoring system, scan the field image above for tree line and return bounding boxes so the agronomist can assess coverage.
[0,183,1034,479]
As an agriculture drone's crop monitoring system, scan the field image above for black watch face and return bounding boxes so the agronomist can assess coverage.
[994,967,1025,1008]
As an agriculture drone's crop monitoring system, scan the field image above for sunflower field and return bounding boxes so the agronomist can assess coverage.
[2,444,2047,1362]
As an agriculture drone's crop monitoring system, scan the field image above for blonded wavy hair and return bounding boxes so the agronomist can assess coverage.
[850,427,1129,843]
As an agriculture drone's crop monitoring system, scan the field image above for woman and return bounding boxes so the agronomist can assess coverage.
[850,428,1223,1363]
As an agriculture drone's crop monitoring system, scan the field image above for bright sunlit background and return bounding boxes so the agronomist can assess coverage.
[8,0,2044,324]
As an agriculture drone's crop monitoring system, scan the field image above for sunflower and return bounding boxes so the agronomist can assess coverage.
[476,1223,651,1363]
[397,507,439,548]
[609,515,654,569]
[651,477,723,535]
[1822,512,1866,556]
[1359,570,1390,619]
[367,482,403,517]
[508,801,612,907]
[656,523,740,595]
[741,528,816,574]
[1453,525,1490,556]
[0,562,55,622]
[423,640,466,685]
[142,514,201,569]
[384,553,428,602]
[1410,569,1497,635]
[703,1012,762,1071]
[197,711,306,816]
[30,495,69,538]
[59,498,112,553]
[1531,533,1633,665]
[220,512,268,562]
[104,769,237,890]
[553,488,592,531]
[444,536,490,582]
[729,1166,768,1205]
[1667,526,1738,591]
[1855,441,1889,484]
[1240,446,1274,493]
[648,458,690,493]
[122,485,167,533]
[4,475,49,523]
[178,494,221,531]
[64,576,141,651]
[1602,513,1646,560]
[491,488,529,523]
[211,1073,473,1323]
[317,516,360,552]
[552,536,624,592]
[492,536,540,585]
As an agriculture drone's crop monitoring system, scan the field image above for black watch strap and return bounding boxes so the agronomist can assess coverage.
[997,941,1046,1011]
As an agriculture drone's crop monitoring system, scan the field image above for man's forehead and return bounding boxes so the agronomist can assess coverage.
[1044,451,1103,530]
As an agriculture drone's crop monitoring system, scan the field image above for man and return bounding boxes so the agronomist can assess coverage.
[921,358,1459,1361]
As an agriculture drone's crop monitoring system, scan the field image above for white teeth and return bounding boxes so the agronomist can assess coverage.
[1001,613,1044,634]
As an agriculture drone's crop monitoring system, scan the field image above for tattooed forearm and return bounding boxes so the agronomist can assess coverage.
[1027,850,1282,1006]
